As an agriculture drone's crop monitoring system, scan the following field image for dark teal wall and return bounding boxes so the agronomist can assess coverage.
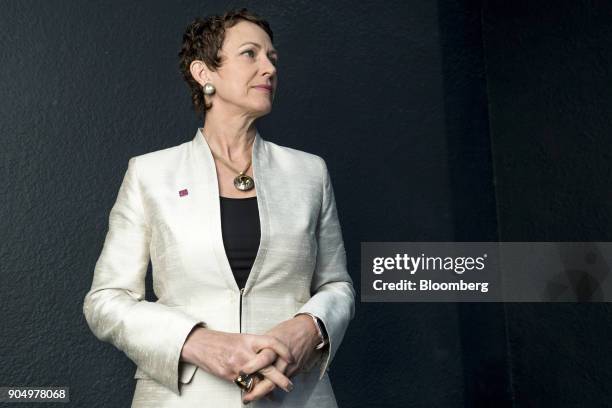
[483,1,612,406]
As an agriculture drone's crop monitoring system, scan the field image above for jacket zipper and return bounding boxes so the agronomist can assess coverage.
[239,287,245,333]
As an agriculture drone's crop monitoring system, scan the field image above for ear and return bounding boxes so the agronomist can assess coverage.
[189,60,214,87]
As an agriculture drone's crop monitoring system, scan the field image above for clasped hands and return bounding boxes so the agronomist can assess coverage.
[180,314,323,404]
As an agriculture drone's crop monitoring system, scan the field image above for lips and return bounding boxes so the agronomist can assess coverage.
[253,85,273,92]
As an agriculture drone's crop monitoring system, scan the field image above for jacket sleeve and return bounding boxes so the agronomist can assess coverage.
[293,157,356,380]
[82,157,205,396]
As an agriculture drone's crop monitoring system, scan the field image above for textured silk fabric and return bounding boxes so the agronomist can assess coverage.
[82,128,355,407]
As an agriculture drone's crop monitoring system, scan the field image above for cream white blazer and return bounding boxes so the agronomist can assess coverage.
[83,128,355,407]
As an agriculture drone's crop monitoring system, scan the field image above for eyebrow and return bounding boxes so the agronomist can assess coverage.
[239,41,278,55]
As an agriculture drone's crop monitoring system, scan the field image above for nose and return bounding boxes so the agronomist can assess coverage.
[261,55,277,78]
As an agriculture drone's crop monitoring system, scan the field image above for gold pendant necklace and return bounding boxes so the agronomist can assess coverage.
[209,148,255,192]
[233,170,255,191]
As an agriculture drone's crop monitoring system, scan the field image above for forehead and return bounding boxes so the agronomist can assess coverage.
[223,20,275,50]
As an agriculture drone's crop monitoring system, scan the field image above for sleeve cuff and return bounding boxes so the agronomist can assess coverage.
[132,316,206,396]
[293,311,332,380]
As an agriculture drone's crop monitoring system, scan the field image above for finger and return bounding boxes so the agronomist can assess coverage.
[252,336,294,363]
[285,362,300,378]
[243,358,292,403]
[243,376,277,404]
[239,363,293,393]
[269,348,295,378]
[274,354,290,373]
[273,354,293,381]
[258,364,294,393]
[240,348,277,375]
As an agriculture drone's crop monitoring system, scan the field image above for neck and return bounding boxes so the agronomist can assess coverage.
[201,112,257,161]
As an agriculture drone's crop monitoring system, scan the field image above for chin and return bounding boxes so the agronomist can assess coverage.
[252,104,273,117]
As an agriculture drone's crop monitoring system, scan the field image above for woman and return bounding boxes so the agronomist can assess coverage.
[83,8,355,407]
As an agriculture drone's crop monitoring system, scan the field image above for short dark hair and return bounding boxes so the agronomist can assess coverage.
[178,8,274,119]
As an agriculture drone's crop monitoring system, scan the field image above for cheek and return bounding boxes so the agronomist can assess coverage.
[214,82,245,105]
[224,76,252,98]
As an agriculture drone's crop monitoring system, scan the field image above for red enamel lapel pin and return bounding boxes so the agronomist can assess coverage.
[179,189,188,197]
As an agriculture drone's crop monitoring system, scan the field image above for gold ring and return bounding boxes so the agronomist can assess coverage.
[234,371,255,392]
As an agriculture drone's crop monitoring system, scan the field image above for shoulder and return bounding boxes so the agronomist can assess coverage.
[123,140,191,184]
[264,139,327,177]
[129,140,190,170]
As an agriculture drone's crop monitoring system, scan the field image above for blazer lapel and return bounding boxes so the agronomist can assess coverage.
[190,127,270,294]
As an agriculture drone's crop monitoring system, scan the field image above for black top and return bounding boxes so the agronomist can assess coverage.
[219,196,261,290]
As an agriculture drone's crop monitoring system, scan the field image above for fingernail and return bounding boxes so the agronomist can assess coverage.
[243,400,250,405]
[286,382,294,392]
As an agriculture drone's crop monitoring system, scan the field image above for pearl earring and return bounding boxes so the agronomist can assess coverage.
[203,82,216,95]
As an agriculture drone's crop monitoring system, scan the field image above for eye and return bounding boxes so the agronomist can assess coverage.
[242,49,255,58]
